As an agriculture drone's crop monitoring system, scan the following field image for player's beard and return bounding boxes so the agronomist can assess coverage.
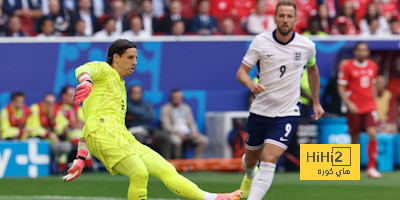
[277,26,293,36]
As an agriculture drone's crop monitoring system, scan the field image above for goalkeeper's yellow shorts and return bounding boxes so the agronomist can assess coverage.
[85,124,152,175]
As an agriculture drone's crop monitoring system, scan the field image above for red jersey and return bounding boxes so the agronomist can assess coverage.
[210,0,255,19]
[210,0,233,17]
[338,59,378,114]
[378,0,398,20]
[265,0,279,16]
[232,0,255,19]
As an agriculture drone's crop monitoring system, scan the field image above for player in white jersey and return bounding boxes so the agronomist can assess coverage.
[236,1,325,199]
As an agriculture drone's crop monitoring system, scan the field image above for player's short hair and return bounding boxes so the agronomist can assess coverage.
[129,84,142,93]
[169,88,182,101]
[11,91,25,101]
[60,86,74,96]
[43,93,56,100]
[102,16,116,27]
[107,39,137,65]
[275,0,297,16]
[354,41,368,51]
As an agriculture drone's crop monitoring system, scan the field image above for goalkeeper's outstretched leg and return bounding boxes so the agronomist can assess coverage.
[141,150,241,200]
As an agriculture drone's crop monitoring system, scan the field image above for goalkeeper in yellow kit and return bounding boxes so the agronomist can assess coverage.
[62,39,241,200]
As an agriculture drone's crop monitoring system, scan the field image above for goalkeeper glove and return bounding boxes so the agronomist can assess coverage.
[74,74,93,105]
[62,148,88,182]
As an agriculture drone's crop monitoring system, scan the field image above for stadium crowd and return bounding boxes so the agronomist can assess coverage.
[0,86,209,174]
[0,0,400,37]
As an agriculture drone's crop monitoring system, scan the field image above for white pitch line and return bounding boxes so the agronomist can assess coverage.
[0,196,178,200]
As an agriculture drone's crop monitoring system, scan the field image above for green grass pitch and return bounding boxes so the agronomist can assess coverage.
[0,171,399,200]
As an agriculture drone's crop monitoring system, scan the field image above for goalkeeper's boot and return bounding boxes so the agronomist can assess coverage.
[240,166,258,198]
[215,189,242,200]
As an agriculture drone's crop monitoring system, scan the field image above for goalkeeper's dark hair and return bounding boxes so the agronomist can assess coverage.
[107,39,137,65]
[10,91,25,101]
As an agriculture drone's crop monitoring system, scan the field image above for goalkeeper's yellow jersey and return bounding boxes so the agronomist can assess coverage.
[75,61,127,137]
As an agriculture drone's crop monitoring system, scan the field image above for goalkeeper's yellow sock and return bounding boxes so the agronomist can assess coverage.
[113,155,148,200]
[141,151,206,200]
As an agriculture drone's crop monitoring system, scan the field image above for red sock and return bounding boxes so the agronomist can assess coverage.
[367,140,378,169]
[85,159,93,169]
[58,163,67,171]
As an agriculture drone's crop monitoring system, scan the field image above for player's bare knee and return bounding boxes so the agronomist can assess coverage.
[260,154,279,164]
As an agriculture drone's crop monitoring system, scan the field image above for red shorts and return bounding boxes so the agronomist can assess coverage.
[346,110,379,135]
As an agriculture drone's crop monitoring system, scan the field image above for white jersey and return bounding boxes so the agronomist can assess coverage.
[242,31,316,117]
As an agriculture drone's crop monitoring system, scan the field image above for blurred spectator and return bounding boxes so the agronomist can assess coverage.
[0,92,31,140]
[4,15,27,37]
[57,86,93,170]
[264,0,279,15]
[231,0,256,20]
[70,0,99,36]
[45,0,70,35]
[139,0,159,34]
[390,17,400,34]
[125,0,141,14]
[122,15,150,37]
[26,94,71,173]
[3,0,44,35]
[170,19,185,35]
[210,0,234,17]
[0,0,5,34]
[126,85,172,159]
[191,0,218,35]
[36,17,57,37]
[228,118,247,158]
[160,89,208,159]
[375,0,399,21]
[315,3,334,34]
[245,0,275,35]
[92,0,111,18]
[101,0,129,35]
[340,1,360,31]
[27,94,68,141]
[152,0,166,18]
[331,16,358,35]
[218,17,235,35]
[375,75,398,133]
[338,0,370,23]
[61,0,78,13]
[302,18,327,36]
[160,0,190,33]
[58,86,84,146]
[360,3,391,35]
[94,16,118,38]
[361,17,385,36]
[317,0,339,18]
[295,0,318,32]
[2,0,44,18]
[71,19,86,36]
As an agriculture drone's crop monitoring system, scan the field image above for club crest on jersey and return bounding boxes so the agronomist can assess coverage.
[292,51,302,65]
